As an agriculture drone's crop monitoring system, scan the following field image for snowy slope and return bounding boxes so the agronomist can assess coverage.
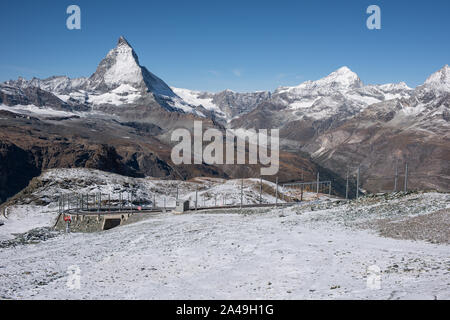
[0,192,448,299]
[423,65,450,92]
[0,168,300,241]
[275,66,363,96]
[417,65,450,95]
[171,87,272,121]
[171,87,225,116]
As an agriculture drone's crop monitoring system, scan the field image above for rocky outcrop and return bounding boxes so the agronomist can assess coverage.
[0,141,40,203]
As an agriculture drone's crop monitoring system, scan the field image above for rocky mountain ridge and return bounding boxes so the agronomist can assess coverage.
[1,37,448,197]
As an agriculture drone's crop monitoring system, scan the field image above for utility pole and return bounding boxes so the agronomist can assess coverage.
[345,167,349,200]
[404,162,408,192]
[240,179,244,209]
[299,172,304,202]
[316,172,320,197]
[259,176,262,204]
[356,165,360,199]
[176,184,179,202]
[394,159,398,192]
[275,177,279,207]
[195,188,198,211]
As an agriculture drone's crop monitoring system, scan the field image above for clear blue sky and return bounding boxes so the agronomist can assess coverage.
[0,0,449,92]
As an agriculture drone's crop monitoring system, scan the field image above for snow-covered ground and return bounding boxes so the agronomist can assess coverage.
[0,188,448,299]
[0,168,308,241]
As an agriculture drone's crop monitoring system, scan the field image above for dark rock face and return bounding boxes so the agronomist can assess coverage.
[0,142,40,203]
[0,139,142,203]
[0,108,349,203]
[0,110,176,202]
[120,122,163,135]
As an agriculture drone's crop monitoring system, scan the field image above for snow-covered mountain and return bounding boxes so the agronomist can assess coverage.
[293,65,450,193]
[88,36,176,96]
[268,66,414,121]
[275,66,363,97]
[3,42,443,127]
[1,38,447,140]
[417,64,450,95]
[171,87,271,121]
[5,36,176,98]
[232,64,442,133]
[2,37,205,117]
[1,36,448,194]
[229,65,422,138]
[425,64,450,88]
[227,64,449,193]
[5,76,88,95]
[172,67,416,123]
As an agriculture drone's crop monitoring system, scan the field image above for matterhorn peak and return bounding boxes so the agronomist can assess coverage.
[117,35,132,48]
[87,36,175,97]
